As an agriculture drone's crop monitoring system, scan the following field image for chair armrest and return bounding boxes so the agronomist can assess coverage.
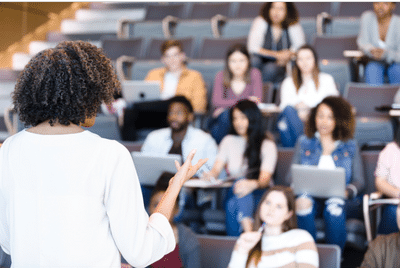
[115,56,136,81]
[117,19,139,39]
[162,15,179,38]
[211,14,227,38]
[316,12,332,35]
[370,192,383,200]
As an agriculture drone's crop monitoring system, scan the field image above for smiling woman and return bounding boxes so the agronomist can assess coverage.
[287,96,365,253]
[277,44,339,147]
[227,186,319,268]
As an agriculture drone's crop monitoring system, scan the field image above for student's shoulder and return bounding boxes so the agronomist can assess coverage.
[286,229,316,244]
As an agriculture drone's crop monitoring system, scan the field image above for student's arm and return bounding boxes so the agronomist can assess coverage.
[348,143,365,198]
[228,232,262,268]
[376,177,400,198]
[191,72,207,114]
[212,71,238,109]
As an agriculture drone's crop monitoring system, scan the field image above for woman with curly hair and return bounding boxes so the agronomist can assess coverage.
[0,41,206,268]
[287,96,365,252]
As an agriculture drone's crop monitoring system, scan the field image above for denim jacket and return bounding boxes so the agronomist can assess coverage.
[288,135,365,197]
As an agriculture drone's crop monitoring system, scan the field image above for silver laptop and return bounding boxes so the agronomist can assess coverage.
[131,152,182,186]
[291,164,346,199]
[122,80,161,103]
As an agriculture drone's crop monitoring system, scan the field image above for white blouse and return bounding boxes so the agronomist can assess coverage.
[0,130,175,268]
[279,72,339,110]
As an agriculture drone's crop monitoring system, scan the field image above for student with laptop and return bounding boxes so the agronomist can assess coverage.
[120,39,207,141]
[288,96,365,252]
[141,96,218,221]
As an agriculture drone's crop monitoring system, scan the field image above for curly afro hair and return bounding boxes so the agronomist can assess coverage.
[12,40,121,127]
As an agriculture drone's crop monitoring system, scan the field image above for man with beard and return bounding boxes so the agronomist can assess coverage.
[140,96,218,229]
[141,96,217,178]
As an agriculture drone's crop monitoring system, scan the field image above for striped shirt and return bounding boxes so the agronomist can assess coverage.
[228,229,319,268]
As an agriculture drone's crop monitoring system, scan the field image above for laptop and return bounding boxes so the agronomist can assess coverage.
[291,164,346,199]
[131,152,182,186]
[121,80,161,103]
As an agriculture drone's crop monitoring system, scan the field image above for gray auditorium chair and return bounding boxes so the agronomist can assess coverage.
[234,2,264,19]
[144,3,186,21]
[83,114,122,141]
[319,59,352,96]
[188,3,231,20]
[130,60,164,81]
[343,83,399,148]
[101,38,144,61]
[295,2,332,18]
[197,37,247,60]
[312,35,358,61]
[171,20,214,58]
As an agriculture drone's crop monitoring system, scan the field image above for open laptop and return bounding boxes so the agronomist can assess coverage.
[121,80,161,103]
[131,152,182,186]
[291,164,346,199]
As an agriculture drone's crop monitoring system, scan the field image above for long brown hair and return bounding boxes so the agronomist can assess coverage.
[245,186,297,268]
[292,44,320,93]
[223,43,251,89]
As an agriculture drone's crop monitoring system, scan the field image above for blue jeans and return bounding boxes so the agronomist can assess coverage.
[365,61,400,85]
[296,195,362,252]
[277,106,304,147]
[378,204,400,235]
[207,109,231,144]
[225,182,265,236]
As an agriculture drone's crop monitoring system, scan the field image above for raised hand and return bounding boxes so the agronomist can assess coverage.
[172,149,208,187]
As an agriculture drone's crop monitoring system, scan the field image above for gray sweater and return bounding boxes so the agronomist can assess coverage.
[357,11,400,64]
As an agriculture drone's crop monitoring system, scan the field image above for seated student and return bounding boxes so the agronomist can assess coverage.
[121,39,207,141]
[277,44,339,147]
[202,100,278,236]
[141,95,217,177]
[247,2,305,84]
[141,96,218,218]
[357,2,400,85]
[288,96,365,252]
[360,204,400,268]
[374,132,400,234]
[122,172,201,268]
[208,43,263,144]
[227,186,319,268]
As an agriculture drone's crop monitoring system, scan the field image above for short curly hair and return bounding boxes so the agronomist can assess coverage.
[12,40,121,127]
[305,96,355,141]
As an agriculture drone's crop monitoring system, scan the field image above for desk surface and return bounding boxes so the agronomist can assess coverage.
[184,178,233,188]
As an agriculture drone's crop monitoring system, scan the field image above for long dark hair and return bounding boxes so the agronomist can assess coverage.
[229,100,270,179]
[260,2,299,28]
[223,43,251,89]
[292,44,320,92]
[246,186,297,268]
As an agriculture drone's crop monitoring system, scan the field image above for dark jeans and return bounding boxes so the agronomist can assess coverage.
[121,100,169,141]
[251,54,286,84]
[207,109,231,144]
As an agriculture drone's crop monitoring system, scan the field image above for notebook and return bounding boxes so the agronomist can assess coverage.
[121,80,161,103]
[131,152,182,186]
[291,164,346,199]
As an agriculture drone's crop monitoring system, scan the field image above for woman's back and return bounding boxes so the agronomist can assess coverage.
[0,130,168,267]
